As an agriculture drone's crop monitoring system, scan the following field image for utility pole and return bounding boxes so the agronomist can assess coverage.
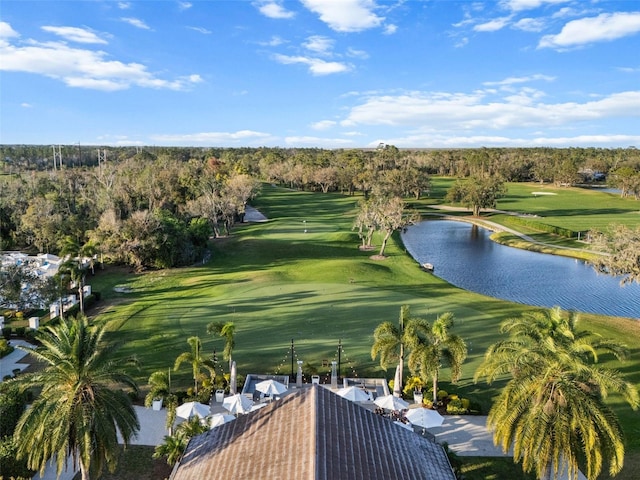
[52,145,62,171]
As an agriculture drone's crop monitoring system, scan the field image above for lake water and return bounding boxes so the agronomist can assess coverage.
[401,220,640,319]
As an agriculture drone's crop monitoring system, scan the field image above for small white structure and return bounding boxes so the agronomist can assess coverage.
[28,317,39,330]
[83,285,92,296]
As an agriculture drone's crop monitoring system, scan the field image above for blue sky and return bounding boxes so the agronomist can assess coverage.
[1,0,639,148]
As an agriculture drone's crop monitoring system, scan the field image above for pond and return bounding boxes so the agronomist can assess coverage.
[401,220,640,319]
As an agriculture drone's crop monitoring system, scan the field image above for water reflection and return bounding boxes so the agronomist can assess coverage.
[401,220,639,319]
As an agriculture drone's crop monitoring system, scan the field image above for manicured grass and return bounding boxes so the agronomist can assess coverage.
[89,183,640,479]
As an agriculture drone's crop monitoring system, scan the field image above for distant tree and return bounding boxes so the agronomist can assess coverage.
[590,224,640,285]
[446,176,507,216]
[372,197,420,257]
[352,199,377,249]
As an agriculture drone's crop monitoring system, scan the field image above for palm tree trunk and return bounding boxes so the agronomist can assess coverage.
[80,461,90,480]
[432,374,438,405]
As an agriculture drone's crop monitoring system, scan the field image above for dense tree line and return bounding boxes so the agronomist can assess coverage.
[2,144,639,270]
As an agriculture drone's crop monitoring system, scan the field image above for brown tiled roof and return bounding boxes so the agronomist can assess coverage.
[171,384,455,480]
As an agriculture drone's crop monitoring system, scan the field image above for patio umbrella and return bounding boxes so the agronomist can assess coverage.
[255,379,288,397]
[335,386,371,402]
[176,401,210,420]
[405,407,444,429]
[208,413,236,429]
[374,394,409,411]
[222,393,254,415]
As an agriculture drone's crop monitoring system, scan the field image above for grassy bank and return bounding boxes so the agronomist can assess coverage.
[89,183,640,478]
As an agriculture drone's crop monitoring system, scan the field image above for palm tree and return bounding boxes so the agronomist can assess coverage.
[207,321,236,373]
[13,315,140,480]
[371,305,410,394]
[475,307,639,480]
[153,416,209,467]
[174,336,215,395]
[405,311,467,405]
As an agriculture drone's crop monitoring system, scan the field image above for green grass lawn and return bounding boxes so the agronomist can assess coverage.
[89,183,640,479]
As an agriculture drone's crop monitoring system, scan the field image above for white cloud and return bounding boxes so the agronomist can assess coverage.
[499,0,569,13]
[310,120,336,130]
[474,16,512,32]
[273,54,350,75]
[187,26,212,34]
[303,35,334,55]
[346,47,368,59]
[539,12,640,49]
[255,1,295,19]
[258,35,285,47]
[21,102,32,108]
[151,130,274,145]
[41,26,107,44]
[512,17,546,32]
[0,21,19,39]
[384,24,398,35]
[178,2,192,10]
[301,0,384,32]
[118,2,131,9]
[284,135,354,146]
[341,89,640,131]
[0,36,202,91]
[120,17,151,30]
[617,66,640,73]
[483,74,555,86]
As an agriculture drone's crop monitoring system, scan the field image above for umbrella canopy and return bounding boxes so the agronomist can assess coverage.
[209,413,236,429]
[335,386,371,402]
[405,407,444,429]
[222,393,254,415]
[255,379,288,396]
[176,401,210,420]
[374,394,410,411]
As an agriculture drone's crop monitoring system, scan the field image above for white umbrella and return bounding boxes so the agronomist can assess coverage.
[222,393,254,415]
[405,407,444,429]
[255,379,288,397]
[209,413,236,428]
[336,386,371,402]
[176,401,210,420]
[374,394,409,411]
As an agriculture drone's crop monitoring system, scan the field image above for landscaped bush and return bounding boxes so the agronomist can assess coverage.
[504,216,586,239]
[14,326,25,337]
[2,327,12,340]
[437,389,449,400]
[0,338,14,358]
[446,397,470,414]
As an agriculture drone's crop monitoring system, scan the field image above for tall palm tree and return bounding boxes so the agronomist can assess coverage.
[405,311,467,405]
[13,315,140,480]
[371,305,410,394]
[475,307,639,480]
[153,416,209,467]
[174,336,215,395]
[207,321,236,373]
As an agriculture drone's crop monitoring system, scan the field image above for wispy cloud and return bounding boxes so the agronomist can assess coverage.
[303,35,334,56]
[178,2,192,11]
[41,26,107,44]
[120,17,151,30]
[254,1,295,19]
[0,23,201,92]
[384,24,398,35]
[258,35,286,47]
[474,16,512,32]
[539,12,640,50]
[273,54,350,75]
[483,74,555,86]
[310,120,336,130]
[21,102,33,108]
[499,0,570,13]
[187,26,212,34]
[284,135,354,146]
[340,88,640,132]
[151,130,274,145]
[300,0,384,32]
[512,17,546,32]
[117,2,131,10]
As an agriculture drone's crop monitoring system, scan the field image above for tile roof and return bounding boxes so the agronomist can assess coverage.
[171,384,455,480]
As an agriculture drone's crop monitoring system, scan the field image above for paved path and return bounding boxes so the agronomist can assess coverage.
[0,339,34,381]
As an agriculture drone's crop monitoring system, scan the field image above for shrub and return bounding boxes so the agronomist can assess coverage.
[446,397,469,414]
[14,326,25,337]
[0,339,14,358]
[437,389,448,400]
[15,311,23,320]
[403,376,427,396]
[2,327,12,340]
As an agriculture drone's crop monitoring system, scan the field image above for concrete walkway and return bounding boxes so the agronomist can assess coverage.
[0,339,34,381]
